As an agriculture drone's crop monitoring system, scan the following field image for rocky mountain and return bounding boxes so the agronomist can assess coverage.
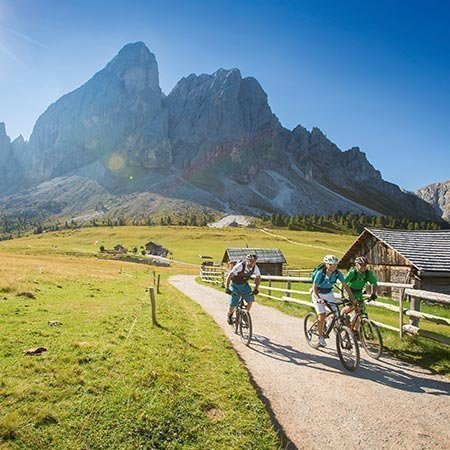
[416,180,450,222]
[0,42,440,223]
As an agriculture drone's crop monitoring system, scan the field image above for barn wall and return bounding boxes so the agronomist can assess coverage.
[258,263,283,276]
[421,278,450,295]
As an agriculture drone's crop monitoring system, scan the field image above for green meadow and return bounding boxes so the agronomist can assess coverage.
[0,225,355,267]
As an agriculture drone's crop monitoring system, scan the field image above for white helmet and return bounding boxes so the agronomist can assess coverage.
[323,254,339,265]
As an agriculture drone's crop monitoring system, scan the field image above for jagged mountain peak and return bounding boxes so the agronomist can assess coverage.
[0,42,441,222]
[0,122,7,138]
[103,41,160,93]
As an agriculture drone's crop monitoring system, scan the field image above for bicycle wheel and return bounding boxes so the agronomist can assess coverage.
[239,309,252,346]
[336,325,360,372]
[360,318,383,359]
[304,312,320,349]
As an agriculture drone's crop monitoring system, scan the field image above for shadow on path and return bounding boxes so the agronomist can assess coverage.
[251,334,450,395]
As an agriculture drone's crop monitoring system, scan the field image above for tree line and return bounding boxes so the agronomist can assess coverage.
[0,210,447,240]
[263,211,447,234]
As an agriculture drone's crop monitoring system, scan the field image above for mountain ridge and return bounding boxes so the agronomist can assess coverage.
[0,42,440,223]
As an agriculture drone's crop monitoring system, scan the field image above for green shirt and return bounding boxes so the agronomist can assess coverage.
[345,268,377,297]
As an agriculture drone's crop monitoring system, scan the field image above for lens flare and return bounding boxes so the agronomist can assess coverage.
[107,153,125,172]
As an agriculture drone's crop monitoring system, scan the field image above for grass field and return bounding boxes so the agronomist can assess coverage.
[0,250,281,449]
[0,226,355,268]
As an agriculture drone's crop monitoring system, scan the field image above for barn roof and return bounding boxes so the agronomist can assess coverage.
[222,248,287,264]
[340,228,450,273]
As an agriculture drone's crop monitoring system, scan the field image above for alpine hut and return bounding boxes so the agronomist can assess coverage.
[222,248,287,276]
[339,228,450,295]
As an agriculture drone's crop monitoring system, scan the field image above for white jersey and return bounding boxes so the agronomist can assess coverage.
[231,261,261,278]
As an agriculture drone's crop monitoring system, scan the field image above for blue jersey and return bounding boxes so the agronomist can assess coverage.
[313,269,345,292]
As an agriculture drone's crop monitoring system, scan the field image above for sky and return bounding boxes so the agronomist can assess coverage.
[0,0,449,191]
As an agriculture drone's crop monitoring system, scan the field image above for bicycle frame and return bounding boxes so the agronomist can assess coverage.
[322,299,351,337]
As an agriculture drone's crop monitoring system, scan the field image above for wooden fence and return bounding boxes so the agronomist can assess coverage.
[200,266,449,346]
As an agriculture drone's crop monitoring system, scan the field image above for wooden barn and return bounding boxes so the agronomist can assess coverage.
[114,244,128,254]
[222,248,287,276]
[145,241,169,257]
[339,228,450,295]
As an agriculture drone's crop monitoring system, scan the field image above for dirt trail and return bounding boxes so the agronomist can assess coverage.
[169,275,450,450]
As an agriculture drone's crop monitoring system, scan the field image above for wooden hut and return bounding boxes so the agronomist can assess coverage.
[114,244,128,254]
[339,228,450,295]
[222,248,287,276]
[145,241,169,257]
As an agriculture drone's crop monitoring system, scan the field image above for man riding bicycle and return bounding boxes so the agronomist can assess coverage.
[225,253,261,325]
[341,256,378,324]
[311,255,356,347]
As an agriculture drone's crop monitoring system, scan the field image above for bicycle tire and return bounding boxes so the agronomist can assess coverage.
[336,325,360,372]
[239,309,252,346]
[360,318,383,359]
[303,312,320,349]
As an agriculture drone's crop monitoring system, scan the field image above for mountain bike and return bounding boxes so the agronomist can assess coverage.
[304,298,360,372]
[229,295,253,346]
[346,297,383,359]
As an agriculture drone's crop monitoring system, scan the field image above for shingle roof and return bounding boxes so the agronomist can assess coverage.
[223,248,287,264]
[344,228,450,273]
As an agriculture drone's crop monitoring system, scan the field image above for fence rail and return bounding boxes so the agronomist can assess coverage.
[200,265,449,346]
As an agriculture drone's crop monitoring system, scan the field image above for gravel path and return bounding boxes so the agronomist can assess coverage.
[169,275,450,450]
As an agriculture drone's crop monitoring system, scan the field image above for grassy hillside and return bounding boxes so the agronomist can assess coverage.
[0,226,355,268]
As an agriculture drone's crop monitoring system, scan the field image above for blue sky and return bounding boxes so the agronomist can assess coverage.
[0,0,449,191]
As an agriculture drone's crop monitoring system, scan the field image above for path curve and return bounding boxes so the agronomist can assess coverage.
[169,275,450,450]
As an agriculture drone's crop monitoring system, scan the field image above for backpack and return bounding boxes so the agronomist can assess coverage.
[233,260,256,283]
[311,262,337,285]
[348,267,370,284]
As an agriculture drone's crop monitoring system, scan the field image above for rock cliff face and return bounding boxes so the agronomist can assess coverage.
[27,42,171,180]
[0,123,26,195]
[416,181,450,221]
[0,42,440,222]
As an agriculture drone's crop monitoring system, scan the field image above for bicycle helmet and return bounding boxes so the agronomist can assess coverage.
[323,254,339,265]
[246,253,258,260]
[355,256,368,264]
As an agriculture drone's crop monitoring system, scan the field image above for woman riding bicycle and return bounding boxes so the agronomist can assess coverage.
[225,253,261,325]
[311,255,356,347]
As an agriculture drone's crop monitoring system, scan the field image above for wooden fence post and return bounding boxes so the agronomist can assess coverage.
[409,294,421,327]
[286,279,292,298]
[152,271,156,286]
[157,274,161,294]
[149,287,158,325]
[399,291,404,338]
[268,279,272,297]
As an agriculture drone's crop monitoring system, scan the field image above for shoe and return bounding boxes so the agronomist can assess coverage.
[318,337,327,347]
[227,314,233,325]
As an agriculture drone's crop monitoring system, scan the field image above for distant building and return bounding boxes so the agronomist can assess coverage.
[339,228,450,295]
[145,241,169,257]
[222,248,287,276]
[114,244,128,254]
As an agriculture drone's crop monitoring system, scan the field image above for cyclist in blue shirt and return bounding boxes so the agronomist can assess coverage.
[311,254,356,347]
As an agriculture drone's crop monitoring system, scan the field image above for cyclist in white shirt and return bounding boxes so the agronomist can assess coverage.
[225,253,261,324]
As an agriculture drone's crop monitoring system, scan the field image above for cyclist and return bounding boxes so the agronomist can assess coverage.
[341,256,378,327]
[311,254,356,347]
[225,253,261,324]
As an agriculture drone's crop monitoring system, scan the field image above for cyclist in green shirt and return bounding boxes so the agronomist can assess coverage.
[341,256,378,324]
